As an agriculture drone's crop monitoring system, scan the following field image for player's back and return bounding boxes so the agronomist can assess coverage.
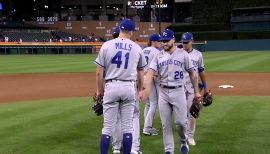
[99,38,144,81]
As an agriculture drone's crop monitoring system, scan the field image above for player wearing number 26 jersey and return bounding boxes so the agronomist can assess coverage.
[140,29,201,154]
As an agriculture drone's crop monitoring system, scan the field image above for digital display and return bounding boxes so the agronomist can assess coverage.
[0,2,3,11]
[37,17,58,22]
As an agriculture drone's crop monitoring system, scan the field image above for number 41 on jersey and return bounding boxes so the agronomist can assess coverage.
[111,51,130,69]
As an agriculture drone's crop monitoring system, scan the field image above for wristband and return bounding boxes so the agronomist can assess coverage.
[202,81,208,89]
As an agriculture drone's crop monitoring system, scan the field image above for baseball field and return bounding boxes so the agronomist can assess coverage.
[0,51,269,154]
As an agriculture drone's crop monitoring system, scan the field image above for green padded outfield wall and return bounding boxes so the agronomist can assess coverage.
[192,0,270,24]
[205,39,270,51]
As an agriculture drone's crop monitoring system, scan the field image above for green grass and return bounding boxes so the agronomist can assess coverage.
[203,51,270,72]
[0,96,269,154]
[0,54,97,74]
[0,51,270,74]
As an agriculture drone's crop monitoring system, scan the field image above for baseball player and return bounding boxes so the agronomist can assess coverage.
[140,29,201,154]
[110,26,122,154]
[110,26,144,154]
[112,94,143,154]
[95,19,146,154]
[180,32,209,146]
[113,26,120,39]
[142,33,161,136]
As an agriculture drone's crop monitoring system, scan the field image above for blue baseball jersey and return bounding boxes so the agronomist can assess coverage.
[95,38,147,81]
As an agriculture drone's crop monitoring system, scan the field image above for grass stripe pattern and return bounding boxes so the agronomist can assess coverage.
[0,51,269,74]
[0,96,269,154]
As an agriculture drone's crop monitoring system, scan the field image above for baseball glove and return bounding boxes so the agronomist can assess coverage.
[91,93,103,116]
[202,91,213,107]
[190,97,203,118]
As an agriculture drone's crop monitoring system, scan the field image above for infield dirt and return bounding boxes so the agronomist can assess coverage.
[0,73,269,103]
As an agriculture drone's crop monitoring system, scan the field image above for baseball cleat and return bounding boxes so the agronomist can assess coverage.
[143,128,159,136]
[152,127,160,132]
[165,152,171,154]
[181,143,189,154]
[131,150,143,154]
[187,138,196,146]
[143,128,158,136]
[113,149,120,154]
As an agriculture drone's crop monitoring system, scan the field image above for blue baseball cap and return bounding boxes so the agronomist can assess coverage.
[177,44,183,49]
[149,34,160,42]
[113,26,120,34]
[120,19,136,31]
[160,29,175,41]
[181,32,193,42]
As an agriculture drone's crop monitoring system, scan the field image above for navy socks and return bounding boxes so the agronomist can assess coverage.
[123,133,133,154]
[100,133,133,154]
[100,134,110,154]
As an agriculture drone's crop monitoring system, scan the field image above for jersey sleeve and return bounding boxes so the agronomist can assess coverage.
[184,53,194,72]
[198,52,205,72]
[94,43,107,68]
[137,47,147,69]
[149,53,158,72]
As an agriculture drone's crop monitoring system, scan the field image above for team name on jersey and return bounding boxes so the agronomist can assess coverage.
[144,50,151,55]
[192,60,199,67]
[159,59,183,67]
[115,42,132,51]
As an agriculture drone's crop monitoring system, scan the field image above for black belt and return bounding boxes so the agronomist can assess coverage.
[105,79,134,83]
[160,84,182,89]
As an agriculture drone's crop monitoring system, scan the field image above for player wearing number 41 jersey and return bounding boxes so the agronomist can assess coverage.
[95,19,146,154]
[140,29,201,154]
